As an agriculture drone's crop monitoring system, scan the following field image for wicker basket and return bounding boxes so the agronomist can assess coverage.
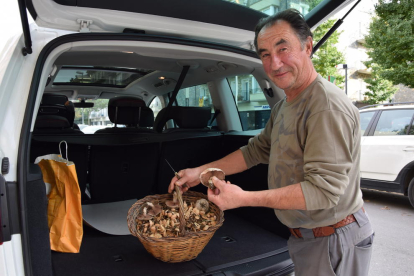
[127,191,224,263]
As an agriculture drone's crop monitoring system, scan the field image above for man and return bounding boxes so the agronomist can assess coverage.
[169,9,374,276]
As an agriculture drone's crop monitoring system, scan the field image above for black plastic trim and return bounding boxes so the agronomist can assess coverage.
[45,32,258,59]
[50,0,266,32]
[305,0,353,27]
[18,0,33,55]
[0,175,11,243]
[361,163,414,194]
[361,178,402,193]
[6,182,21,235]
[360,110,379,136]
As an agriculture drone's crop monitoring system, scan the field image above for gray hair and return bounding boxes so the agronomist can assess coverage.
[254,9,313,55]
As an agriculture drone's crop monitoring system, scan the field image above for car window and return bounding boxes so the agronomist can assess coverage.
[73,99,126,133]
[227,74,270,131]
[373,109,414,136]
[360,111,375,135]
[159,84,216,126]
[149,96,163,119]
[166,84,213,108]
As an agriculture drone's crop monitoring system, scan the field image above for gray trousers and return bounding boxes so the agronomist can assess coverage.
[287,208,374,276]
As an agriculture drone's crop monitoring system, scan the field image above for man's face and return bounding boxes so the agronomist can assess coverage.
[257,20,313,95]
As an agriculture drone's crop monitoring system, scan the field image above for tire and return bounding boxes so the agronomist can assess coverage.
[408,178,414,208]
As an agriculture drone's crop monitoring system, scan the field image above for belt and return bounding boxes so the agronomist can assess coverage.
[289,208,364,238]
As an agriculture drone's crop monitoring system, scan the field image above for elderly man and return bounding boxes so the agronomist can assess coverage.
[169,9,374,276]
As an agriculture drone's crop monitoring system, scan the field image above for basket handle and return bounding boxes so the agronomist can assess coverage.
[174,185,186,236]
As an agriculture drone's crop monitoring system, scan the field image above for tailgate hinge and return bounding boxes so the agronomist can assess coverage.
[77,19,93,33]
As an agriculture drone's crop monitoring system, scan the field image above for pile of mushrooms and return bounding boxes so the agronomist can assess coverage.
[135,193,217,238]
[135,168,225,238]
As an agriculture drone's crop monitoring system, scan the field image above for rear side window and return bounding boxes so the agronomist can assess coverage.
[360,111,375,135]
[227,74,270,131]
[174,84,213,108]
[373,109,414,136]
[157,84,215,126]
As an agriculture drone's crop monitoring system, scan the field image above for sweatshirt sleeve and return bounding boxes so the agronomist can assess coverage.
[240,108,275,168]
[300,109,357,210]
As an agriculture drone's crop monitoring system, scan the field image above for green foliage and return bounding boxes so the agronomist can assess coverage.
[306,0,324,10]
[364,0,414,88]
[312,19,346,89]
[363,64,397,104]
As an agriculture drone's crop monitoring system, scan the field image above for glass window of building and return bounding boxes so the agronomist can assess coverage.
[227,74,270,131]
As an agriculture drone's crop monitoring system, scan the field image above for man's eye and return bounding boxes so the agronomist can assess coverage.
[261,53,270,58]
[280,48,287,52]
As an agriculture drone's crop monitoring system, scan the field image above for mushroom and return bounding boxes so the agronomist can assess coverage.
[199,168,225,189]
[195,198,210,213]
[165,191,180,208]
[146,202,162,216]
[137,202,162,220]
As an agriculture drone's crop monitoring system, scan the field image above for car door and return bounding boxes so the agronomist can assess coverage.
[360,108,414,183]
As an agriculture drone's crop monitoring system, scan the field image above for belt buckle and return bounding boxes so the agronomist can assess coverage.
[313,226,335,237]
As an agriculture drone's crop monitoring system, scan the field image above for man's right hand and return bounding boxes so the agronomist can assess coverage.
[168,167,203,193]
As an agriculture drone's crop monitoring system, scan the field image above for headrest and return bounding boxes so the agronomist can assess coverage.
[35,115,70,129]
[39,94,75,127]
[41,93,68,105]
[108,96,154,127]
[154,106,211,132]
[173,107,211,128]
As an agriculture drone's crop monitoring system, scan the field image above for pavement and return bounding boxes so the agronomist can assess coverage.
[362,189,414,276]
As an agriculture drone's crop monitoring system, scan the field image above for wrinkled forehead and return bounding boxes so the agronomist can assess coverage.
[257,20,294,45]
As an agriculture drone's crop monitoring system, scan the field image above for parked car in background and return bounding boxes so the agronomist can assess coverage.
[359,103,414,208]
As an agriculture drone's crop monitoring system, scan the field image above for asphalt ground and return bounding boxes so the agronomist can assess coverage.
[362,189,414,276]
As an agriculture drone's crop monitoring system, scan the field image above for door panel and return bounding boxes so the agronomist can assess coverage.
[360,109,414,181]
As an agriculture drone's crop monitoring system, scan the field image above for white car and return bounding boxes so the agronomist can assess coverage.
[360,103,414,207]
[0,0,359,275]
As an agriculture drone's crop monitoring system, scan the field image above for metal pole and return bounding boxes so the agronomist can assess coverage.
[344,64,348,95]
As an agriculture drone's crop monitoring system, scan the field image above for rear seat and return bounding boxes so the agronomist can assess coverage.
[89,96,159,203]
[33,115,83,134]
[95,96,155,134]
[155,106,224,193]
[154,106,212,133]
[37,93,80,130]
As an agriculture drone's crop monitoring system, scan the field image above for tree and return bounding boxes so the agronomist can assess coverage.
[306,0,324,10]
[364,0,414,88]
[362,64,397,104]
[312,19,346,89]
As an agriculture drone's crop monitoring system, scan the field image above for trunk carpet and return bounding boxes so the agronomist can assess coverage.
[51,212,287,276]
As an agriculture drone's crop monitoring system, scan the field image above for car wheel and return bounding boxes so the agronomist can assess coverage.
[408,178,414,208]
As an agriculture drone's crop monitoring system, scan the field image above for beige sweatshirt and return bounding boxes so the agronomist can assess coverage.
[240,75,364,229]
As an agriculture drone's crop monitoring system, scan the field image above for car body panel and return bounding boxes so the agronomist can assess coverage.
[359,105,414,199]
[361,135,414,181]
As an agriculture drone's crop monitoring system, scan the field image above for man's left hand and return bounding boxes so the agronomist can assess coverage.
[207,176,246,211]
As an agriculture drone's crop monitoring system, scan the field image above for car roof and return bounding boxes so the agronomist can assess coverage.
[359,103,414,112]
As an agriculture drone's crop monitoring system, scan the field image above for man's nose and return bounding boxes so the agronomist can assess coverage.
[270,54,283,70]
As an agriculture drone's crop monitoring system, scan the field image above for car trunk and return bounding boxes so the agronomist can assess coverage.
[27,131,292,276]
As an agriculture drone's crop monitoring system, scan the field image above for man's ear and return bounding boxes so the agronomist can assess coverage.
[305,36,313,57]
